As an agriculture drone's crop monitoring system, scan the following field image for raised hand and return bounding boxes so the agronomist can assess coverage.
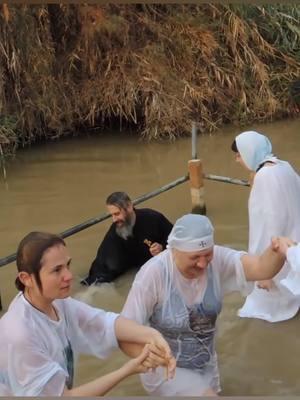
[271,236,297,256]
[149,242,163,256]
[257,279,274,291]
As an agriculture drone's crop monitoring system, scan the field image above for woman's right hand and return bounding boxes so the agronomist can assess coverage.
[122,343,176,379]
[271,236,297,256]
[140,342,176,379]
[121,344,151,375]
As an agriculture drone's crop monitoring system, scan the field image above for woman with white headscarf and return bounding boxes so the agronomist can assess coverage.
[121,214,286,396]
[232,130,300,322]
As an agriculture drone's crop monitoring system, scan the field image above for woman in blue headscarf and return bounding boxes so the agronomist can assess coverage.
[232,130,300,322]
[121,213,287,395]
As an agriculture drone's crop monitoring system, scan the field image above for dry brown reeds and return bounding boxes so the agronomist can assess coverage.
[0,4,299,153]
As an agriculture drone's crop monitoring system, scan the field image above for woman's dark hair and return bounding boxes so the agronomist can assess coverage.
[15,232,65,292]
[106,191,132,210]
[231,139,238,153]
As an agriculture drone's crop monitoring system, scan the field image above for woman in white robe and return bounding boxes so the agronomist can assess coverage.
[121,214,286,396]
[0,231,175,396]
[232,130,300,322]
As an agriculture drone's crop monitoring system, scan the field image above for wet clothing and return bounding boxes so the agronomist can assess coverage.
[150,265,221,371]
[82,208,173,285]
[0,383,10,396]
[238,160,300,322]
[122,246,251,396]
[283,243,300,296]
[0,293,118,396]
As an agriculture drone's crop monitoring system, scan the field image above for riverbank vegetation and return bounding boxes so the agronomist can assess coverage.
[0,4,299,154]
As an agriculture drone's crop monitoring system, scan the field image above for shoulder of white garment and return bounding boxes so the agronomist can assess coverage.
[251,160,283,194]
[133,249,168,284]
[254,159,299,191]
[0,294,43,345]
[211,245,250,295]
[212,245,245,269]
[60,296,120,322]
[213,244,243,256]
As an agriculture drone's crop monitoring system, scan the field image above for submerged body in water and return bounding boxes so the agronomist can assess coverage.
[82,192,173,285]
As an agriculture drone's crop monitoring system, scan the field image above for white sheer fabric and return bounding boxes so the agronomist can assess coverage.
[0,293,118,396]
[238,159,300,322]
[122,246,251,396]
[0,382,11,396]
[282,244,300,297]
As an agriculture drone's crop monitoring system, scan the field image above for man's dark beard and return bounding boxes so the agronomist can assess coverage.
[115,214,135,240]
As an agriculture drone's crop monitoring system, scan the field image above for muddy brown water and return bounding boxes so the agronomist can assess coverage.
[1,119,300,395]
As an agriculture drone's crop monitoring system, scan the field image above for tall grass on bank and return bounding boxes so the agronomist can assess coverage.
[0,4,299,153]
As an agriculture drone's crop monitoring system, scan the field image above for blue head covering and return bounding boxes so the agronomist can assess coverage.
[235,131,274,172]
[167,214,214,252]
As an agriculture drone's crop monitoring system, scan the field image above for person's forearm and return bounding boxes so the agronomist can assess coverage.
[63,365,130,397]
[244,246,285,281]
[119,341,144,358]
[258,246,285,279]
[115,316,158,344]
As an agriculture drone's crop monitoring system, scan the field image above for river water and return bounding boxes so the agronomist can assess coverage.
[1,119,300,395]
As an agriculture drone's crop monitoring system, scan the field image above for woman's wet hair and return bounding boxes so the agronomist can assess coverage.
[231,140,238,153]
[15,232,65,292]
[106,191,132,210]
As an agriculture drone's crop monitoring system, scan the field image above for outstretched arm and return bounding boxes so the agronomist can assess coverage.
[271,236,297,256]
[63,345,151,397]
[115,316,176,378]
[241,239,286,281]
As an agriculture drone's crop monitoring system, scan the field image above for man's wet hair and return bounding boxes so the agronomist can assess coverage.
[106,191,132,210]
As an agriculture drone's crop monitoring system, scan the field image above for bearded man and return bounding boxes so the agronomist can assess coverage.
[81,192,173,285]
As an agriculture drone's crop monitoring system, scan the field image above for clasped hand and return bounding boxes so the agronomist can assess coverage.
[141,342,176,378]
[271,236,297,256]
[136,332,176,379]
[125,342,176,379]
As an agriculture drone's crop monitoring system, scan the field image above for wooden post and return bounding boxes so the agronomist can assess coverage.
[188,159,206,215]
[191,122,197,159]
